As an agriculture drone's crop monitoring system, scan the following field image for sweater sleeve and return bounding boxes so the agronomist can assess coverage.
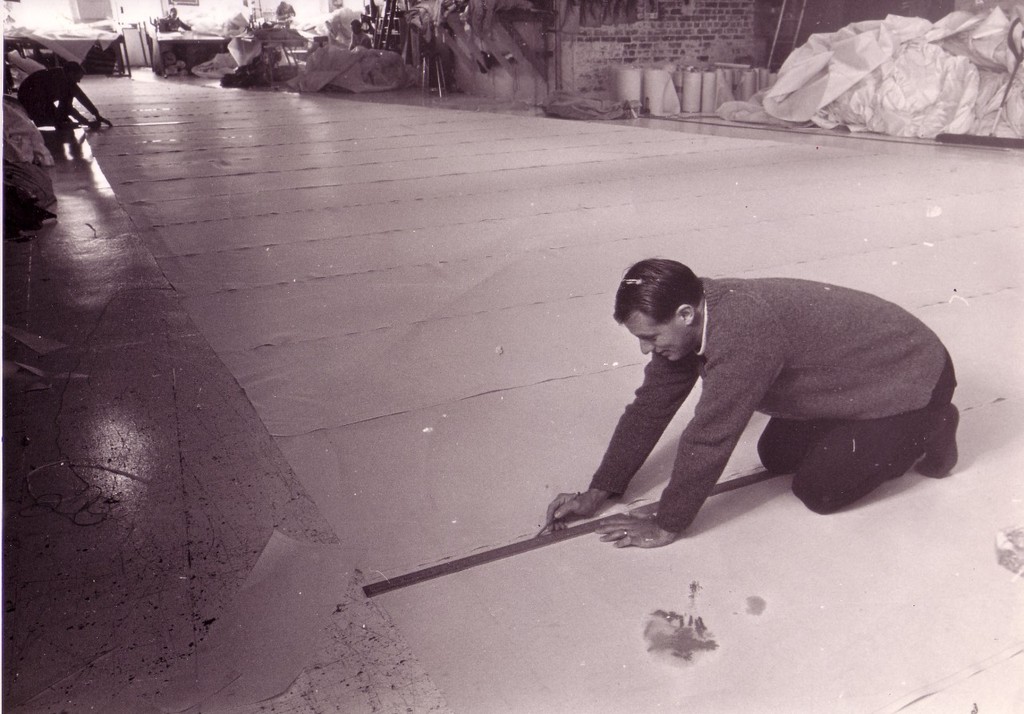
[588,353,700,496]
[655,299,786,533]
[71,84,101,118]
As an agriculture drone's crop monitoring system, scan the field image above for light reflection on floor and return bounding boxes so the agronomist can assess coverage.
[3,74,1022,713]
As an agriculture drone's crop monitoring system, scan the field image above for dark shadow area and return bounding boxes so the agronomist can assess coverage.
[687,475,792,536]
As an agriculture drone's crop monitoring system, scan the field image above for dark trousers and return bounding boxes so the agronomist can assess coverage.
[758,355,957,514]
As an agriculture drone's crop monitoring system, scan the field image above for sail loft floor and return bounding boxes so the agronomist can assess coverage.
[3,75,1022,713]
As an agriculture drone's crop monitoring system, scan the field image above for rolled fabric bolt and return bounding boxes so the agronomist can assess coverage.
[642,68,660,114]
[756,67,770,90]
[719,67,734,92]
[663,74,680,114]
[681,69,702,113]
[643,68,677,116]
[738,68,757,101]
[700,70,717,113]
[613,65,642,103]
[673,68,685,93]
[714,67,735,108]
[660,66,681,114]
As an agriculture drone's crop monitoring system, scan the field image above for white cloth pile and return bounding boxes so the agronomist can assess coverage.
[192,52,240,79]
[759,7,1024,138]
[3,97,53,168]
[289,45,416,93]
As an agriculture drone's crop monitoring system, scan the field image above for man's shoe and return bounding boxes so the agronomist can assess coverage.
[916,403,959,478]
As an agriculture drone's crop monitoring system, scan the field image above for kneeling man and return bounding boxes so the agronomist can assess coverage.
[544,259,958,547]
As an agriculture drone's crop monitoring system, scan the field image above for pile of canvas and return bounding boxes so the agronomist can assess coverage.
[760,7,1024,138]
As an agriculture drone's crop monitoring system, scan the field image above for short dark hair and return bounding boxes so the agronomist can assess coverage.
[613,259,703,324]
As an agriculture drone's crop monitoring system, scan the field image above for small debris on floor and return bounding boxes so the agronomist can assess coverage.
[745,596,767,615]
[644,609,718,663]
[995,525,1024,578]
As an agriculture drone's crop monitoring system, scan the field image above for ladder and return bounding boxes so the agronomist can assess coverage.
[374,0,405,52]
[767,0,807,71]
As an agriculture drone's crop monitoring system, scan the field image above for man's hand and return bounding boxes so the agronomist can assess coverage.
[595,514,677,548]
[540,488,609,535]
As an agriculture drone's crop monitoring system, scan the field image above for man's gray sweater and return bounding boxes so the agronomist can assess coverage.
[589,277,950,533]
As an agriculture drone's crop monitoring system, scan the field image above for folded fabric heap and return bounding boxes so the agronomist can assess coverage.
[762,7,1024,139]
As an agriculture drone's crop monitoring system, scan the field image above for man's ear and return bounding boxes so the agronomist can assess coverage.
[674,304,696,325]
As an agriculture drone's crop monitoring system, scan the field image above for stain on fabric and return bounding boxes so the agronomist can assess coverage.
[995,525,1024,577]
[644,610,718,663]
[745,596,766,615]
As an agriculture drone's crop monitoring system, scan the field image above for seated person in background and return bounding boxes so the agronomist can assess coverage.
[157,7,192,32]
[350,19,374,49]
[16,63,111,129]
[276,2,297,25]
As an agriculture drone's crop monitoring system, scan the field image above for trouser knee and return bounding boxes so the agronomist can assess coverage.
[758,442,789,475]
[758,417,833,475]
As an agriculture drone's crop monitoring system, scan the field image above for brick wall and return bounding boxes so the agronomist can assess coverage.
[560,0,760,96]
